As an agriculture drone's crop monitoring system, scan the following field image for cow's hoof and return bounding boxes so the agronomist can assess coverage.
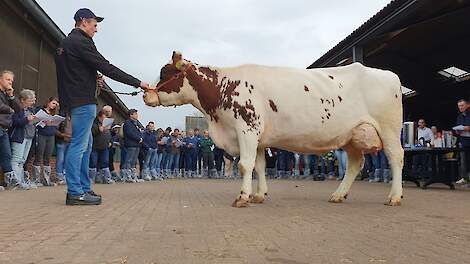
[385,197,401,206]
[250,193,266,204]
[328,193,347,203]
[232,194,250,208]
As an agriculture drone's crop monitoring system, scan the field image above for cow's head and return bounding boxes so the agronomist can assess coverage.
[143,51,196,108]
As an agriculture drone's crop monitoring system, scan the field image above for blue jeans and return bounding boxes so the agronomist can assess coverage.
[11,138,33,174]
[172,153,180,170]
[185,150,196,171]
[308,155,319,175]
[65,104,95,196]
[154,152,163,171]
[90,148,109,169]
[0,128,13,173]
[372,150,389,170]
[335,150,348,179]
[165,153,176,170]
[143,148,157,170]
[161,152,169,170]
[122,147,140,169]
[320,158,335,176]
[55,142,69,175]
[120,146,127,169]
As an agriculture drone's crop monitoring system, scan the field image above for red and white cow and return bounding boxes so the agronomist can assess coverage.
[143,52,404,207]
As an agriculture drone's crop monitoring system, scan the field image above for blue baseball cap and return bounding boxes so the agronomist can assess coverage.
[74,8,104,22]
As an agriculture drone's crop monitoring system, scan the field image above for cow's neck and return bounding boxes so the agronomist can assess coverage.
[185,65,231,122]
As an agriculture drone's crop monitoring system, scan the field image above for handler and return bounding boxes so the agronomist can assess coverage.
[55,8,152,205]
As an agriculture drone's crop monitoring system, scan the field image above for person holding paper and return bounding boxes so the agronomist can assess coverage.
[455,99,470,184]
[90,110,114,184]
[9,89,37,189]
[33,97,60,187]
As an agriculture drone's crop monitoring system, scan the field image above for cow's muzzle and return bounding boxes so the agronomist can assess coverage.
[143,91,160,107]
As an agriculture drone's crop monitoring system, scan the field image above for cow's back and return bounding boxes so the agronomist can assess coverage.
[217,63,401,153]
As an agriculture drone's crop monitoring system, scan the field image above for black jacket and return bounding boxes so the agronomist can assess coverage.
[123,119,143,148]
[0,91,20,129]
[55,28,141,111]
[91,117,112,150]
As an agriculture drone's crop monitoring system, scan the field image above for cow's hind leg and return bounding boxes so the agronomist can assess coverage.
[329,147,363,203]
[232,135,258,208]
[381,129,404,206]
[251,148,268,203]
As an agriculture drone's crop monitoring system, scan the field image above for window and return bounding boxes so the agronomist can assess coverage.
[438,66,469,82]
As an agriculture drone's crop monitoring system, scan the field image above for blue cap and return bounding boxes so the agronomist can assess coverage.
[74,8,104,22]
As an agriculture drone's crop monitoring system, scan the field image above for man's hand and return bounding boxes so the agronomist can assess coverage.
[140,81,150,90]
[5,87,14,97]
[27,115,35,122]
[465,126,470,132]
[97,74,105,89]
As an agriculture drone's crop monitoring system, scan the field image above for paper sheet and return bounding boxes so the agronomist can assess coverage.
[452,125,465,131]
[34,110,65,127]
[103,118,114,128]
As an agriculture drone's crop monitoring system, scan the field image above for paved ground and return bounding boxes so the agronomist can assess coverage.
[1,179,470,264]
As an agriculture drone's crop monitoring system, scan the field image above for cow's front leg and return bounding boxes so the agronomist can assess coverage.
[329,147,363,203]
[232,135,258,208]
[251,148,267,203]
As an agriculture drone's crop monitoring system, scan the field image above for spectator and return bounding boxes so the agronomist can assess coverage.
[318,151,335,181]
[122,109,143,183]
[308,154,319,179]
[213,146,224,179]
[277,150,290,179]
[265,148,278,179]
[370,150,390,183]
[300,154,310,179]
[142,122,158,181]
[155,128,165,179]
[55,115,71,185]
[109,124,121,180]
[183,129,198,178]
[9,89,36,189]
[412,119,432,177]
[455,99,470,184]
[199,130,215,177]
[431,126,443,148]
[170,129,183,177]
[194,128,203,175]
[90,110,114,184]
[160,127,172,178]
[33,97,60,187]
[0,70,21,190]
[335,149,348,180]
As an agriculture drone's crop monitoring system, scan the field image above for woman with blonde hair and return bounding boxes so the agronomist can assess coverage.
[9,89,36,189]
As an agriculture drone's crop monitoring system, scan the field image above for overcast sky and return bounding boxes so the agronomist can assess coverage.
[36,0,390,129]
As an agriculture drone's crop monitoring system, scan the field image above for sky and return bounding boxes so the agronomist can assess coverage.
[36,0,390,129]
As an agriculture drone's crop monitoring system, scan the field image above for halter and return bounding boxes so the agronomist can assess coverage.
[142,61,193,105]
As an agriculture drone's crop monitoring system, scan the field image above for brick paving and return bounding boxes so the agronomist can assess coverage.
[1,179,469,264]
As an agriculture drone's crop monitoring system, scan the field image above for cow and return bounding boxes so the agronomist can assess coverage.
[143,51,404,207]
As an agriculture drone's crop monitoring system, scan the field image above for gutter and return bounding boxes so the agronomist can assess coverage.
[17,0,65,43]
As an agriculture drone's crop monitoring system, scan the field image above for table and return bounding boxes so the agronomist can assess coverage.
[403,147,467,190]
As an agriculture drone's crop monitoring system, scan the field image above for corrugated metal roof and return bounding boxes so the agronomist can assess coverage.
[308,0,414,68]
